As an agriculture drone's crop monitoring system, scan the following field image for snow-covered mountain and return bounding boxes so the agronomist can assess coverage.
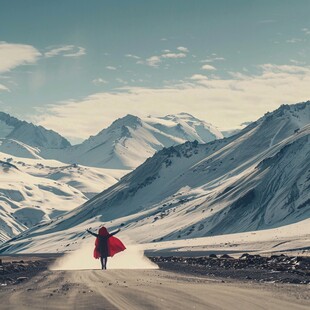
[0,153,128,242]
[42,113,223,169]
[0,112,223,169]
[0,112,221,242]
[0,156,86,242]
[0,139,43,159]
[1,101,309,253]
[0,112,71,150]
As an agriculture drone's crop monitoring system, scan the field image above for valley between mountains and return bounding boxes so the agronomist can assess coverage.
[0,102,309,256]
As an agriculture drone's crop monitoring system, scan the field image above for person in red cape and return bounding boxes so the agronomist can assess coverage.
[86,227,126,270]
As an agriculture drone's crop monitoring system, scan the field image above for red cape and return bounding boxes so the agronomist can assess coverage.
[93,227,126,259]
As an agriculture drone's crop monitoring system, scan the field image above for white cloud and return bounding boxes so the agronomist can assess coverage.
[259,63,309,73]
[290,59,305,65]
[201,56,225,63]
[45,46,72,57]
[140,53,184,67]
[45,45,86,58]
[116,78,128,84]
[201,64,216,71]
[138,48,189,67]
[162,52,186,59]
[125,54,140,59]
[0,42,41,72]
[144,56,161,67]
[286,38,303,44]
[33,63,310,140]
[228,71,249,79]
[106,66,117,70]
[177,46,189,53]
[0,83,9,92]
[302,28,310,35]
[64,47,86,57]
[92,78,108,86]
[190,74,208,81]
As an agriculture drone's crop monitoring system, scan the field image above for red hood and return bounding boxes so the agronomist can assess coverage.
[98,227,109,236]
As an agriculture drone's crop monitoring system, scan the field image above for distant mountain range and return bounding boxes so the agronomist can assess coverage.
[0,111,222,241]
[0,112,223,169]
[1,101,309,253]
[48,113,223,169]
[0,154,127,242]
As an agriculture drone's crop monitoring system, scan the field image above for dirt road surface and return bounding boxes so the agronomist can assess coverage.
[1,268,309,310]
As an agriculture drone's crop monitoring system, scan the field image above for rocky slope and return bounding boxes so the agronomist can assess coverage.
[1,101,309,253]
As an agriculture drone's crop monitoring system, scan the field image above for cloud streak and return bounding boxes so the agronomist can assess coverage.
[190,74,208,81]
[201,56,225,63]
[33,63,310,141]
[106,66,117,70]
[125,54,140,59]
[63,47,86,57]
[302,28,310,35]
[138,47,189,67]
[141,56,161,67]
[162,53,186,59]
[92,78,108,86]
[177,46,189,53]
[201,64,216,71]
[0,83,9,92]
[286,38,303,44]
[45,45,86,58]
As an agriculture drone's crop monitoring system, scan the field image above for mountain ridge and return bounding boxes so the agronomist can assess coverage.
[40,112,224,169]
[1,101,308,253]
[0,112,71,149]
[0,112,223,169]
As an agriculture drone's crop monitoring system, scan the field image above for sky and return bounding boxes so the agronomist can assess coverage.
[0,0,309,143]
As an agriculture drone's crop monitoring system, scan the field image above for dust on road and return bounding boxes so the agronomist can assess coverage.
[1,268,309,310]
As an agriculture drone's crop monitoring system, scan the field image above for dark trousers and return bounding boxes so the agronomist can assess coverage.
[100,256,108,269]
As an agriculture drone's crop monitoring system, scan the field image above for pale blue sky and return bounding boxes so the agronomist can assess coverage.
[0,0,309,142]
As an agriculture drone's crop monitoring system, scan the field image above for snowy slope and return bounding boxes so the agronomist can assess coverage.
[0,153,129,242]
[41,113,223,169]
[0,112,223,169]
[145,113,222,144]
[0,139,43,159]
[0,157,87,242]
[25,162,129,199]
[143,218,310,257]
[1,101,309,253]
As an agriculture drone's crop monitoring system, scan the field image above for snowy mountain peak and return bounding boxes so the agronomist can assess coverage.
[0,102,309,252]
[109,114,142,131]
[42,112,223,170]
[162,112,201,122]
[0,111,71,149]
[262,101,310,128]
[0,112,21,128]
[276,100,309,114]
